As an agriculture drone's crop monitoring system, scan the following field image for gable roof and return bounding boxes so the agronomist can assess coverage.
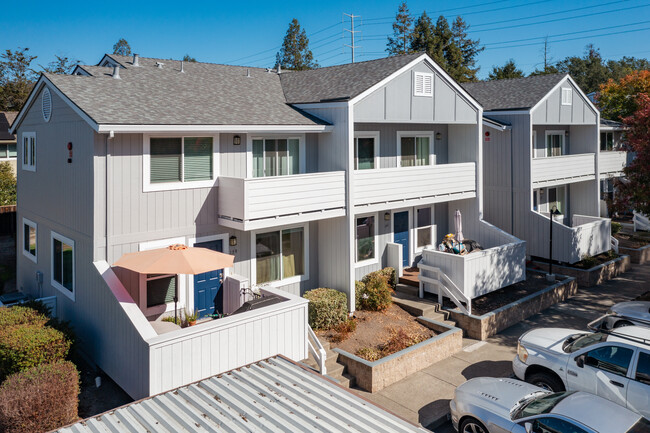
[601,118,626,129]
[280,52,424,104]
[0,112,17,141]
[462,74,567,111]
[55,356,426,433]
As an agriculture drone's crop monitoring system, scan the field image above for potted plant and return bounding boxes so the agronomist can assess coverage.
[184,308,199,326]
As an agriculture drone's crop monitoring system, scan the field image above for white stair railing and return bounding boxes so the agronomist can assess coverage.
[307,325,327,375]
[611,236,619,253]
[634,211,650,232]
[418,263,471,315]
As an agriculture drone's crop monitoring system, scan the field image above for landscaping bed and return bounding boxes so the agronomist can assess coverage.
[531,254,630,287]
[615,233,650,264]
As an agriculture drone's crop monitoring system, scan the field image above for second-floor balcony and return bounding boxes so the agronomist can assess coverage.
[599,150,627,177]
[218,171,346,231]
[353,162,476,212]
[531,153,596,188]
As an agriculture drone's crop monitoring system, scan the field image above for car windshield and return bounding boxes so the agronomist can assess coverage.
[563,332,607,353]
[627,418,650,433]
[511,392,574,420]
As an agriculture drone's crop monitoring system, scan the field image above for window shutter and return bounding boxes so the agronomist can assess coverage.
[42,88,52,122]
[183,137,213,181]
[150,138,182,183]
[414,73,424,95]
[423,74,433,95]
[147,276,176,308]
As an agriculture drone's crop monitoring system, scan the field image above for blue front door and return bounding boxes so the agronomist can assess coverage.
[393,211,409,267]
[194,240,224,318]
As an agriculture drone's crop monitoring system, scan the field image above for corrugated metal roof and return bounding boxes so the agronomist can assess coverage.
[56,356,426,433]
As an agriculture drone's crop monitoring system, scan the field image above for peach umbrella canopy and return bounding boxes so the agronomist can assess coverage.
[113,244,234,275]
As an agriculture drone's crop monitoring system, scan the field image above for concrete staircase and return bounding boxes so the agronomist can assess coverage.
[393,283,456,327]
[302,336,356,388]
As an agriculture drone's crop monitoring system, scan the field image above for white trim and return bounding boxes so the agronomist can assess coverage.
[187,233,230,315]
[530,75,599,118]
[138,236,187,317]
[354,212,379,268]
[544,130,566,157]
[98,124,332,133]
[413,71,434,97]
[396,131,435,167]
[483,110,529,116]
[391,208,413,267]
[413,205,435,255]
[50,231,75,302]
[250,223,310,287]
[21,132,36,172]
[482,119,511,131]
[353,131,380,170]
[142,134,219,192]
[22,218,37,263]
[561,87,572,105]
[247,135,306,178]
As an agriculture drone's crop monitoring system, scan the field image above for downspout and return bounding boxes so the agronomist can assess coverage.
[510,128,515,233]
[105,133,111,262]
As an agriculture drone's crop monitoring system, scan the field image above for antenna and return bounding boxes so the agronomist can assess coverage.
[343,13,361,63]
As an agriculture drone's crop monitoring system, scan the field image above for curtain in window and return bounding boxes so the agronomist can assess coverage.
[256,231,281,283]
[184,137,212,181]
[416,208,432,248]
[416,137,429,166]
[546,135,563,157]
[253,139,264,178]
[146,275,176,308]
[288,139,299,175]
[356,216,375,261]
[150,138,182,183]
[356,137,375,170]
[282,228,304,279]
[53,238,73,292]
[401,137,416,167]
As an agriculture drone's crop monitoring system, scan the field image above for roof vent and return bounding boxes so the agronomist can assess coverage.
[246,69,251,78]
[266,68,272,73]
[277,64,282,74]
[156,62,164,69]
[180,61,185,73]
[112,65,121,79]
[42,87,52,122]
[133,54,140,67]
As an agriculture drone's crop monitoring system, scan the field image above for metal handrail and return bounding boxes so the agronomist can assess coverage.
[307,325,327,375]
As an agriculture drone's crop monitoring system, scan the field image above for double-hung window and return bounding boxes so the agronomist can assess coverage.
[23,218,37,262]
[415,207,434,250]
[545,131,565,157]
[354,132,379,170]
[355,215,376,264]
[146,136,214,191]
[399,133,432,167]
[255,226,305,284]
[252,138,300,177]
[600,132,614,151]
[22,132,36,171]
[51,232,74,300]
[0,142,17,160]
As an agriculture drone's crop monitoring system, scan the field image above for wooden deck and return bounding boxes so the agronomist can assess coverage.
[399,267,420,288]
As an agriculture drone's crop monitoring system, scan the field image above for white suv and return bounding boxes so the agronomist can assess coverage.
[513,325,650,419]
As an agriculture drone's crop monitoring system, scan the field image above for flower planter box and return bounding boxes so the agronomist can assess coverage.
[446,274,577,341]
[531,255,630,288]
[332,318,462,393]
[619,245,650,265]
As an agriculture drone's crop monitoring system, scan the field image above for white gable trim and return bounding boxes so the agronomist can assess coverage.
[530,75,599,118]
[349,53,482,112]
[97,54,126,68]
[71,65,91,76]
[9,76,100,134]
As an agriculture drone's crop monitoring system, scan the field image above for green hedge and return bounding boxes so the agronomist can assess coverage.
[304,288,348,330]
[0,361,79,433]
[0,324,70,378]
[356,268,394,311]
[611,221,622,236]
[0,306,48,328]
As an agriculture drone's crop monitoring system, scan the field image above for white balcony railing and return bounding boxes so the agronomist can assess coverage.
[599,151,627,177]
[353,162,476,211]
[531,153,596,187]
[218,172,346,230]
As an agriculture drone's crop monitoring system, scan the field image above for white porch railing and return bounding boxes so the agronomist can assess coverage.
[531,153,596,187]
[634,211,650,232]
[611,236,619,254]
[599,151,627,176]
[418,262,471,315]
[307,325,327,375]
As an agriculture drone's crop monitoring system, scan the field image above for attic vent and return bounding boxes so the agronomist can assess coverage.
[561,88,572,105]
[42,88,52,122]
[414,72,433,97]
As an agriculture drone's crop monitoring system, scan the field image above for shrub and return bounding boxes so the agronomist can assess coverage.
[381,328,428,356]
[358,272,393,311]
[378,267,396,289]
[579,254,599,269]
[0,306,48,328]
[611,222,622,236]
[0,324,70,378]
[331,319,357,343]
[303,288,348,330]
[354,280,366,310]
[0,361,79,433]
[0,161,16,206]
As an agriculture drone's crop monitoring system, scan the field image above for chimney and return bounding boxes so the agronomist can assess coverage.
[112,65,121,79]
[181,61,185,73]
[133,54,140,67]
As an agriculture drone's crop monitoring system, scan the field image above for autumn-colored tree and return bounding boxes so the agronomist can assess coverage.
[612,93,650,215]
[598,69,650,121]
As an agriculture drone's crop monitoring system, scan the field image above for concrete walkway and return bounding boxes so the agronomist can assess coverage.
[351,262,650,431]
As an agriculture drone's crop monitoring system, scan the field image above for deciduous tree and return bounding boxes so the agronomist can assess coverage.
[41,56,79,74]
[112,38,132,56]
[598,70,650,121]
[182,55,197,62]
[555,44,609,93]
[277,19,318,70]
[386,2,414,55]
[0,162,16,206]
[0,48,37,111]
[488,59,524,81]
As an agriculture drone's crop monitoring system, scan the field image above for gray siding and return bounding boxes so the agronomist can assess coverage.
[483,127,514,233]
[532,78,597,125]
[354,60,477,124]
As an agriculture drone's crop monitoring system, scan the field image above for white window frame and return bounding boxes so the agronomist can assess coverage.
[561,88,572,105]
[51,231,75,301]
[187,233,230,313]
[22,218,37,263]
[544,130,566,157]
[21,132,36,172]
[355,212,379,268]
[414,205,435,254]
[413,71,434,97]
[600,131,614,152]
[247,134,306,178]
[353,131,380,170]
[142,134,219,192]
[251,223,309,287]
[396,131,434,167]
[0,142,17,161]
[138,236,187,317]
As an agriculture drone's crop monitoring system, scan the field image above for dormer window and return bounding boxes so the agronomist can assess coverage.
[561,88,572,105]
[414,72,433,97]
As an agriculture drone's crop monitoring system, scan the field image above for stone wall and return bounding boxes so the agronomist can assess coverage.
[619,245,650,265]
[532,255,630,287]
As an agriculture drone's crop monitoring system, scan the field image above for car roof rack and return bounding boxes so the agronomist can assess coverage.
[587,313,650,347]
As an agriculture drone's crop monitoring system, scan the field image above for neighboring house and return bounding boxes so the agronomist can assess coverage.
[0,111,18,174]
[598,118,628,217]
[464,74,612,264]
[10,52,524,399]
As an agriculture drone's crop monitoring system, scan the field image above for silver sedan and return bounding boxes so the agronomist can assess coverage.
[449,377,649,433]
[603,301,650,329]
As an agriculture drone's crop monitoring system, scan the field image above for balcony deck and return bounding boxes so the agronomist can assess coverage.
[599,151,627,177]
[531,153,596,188]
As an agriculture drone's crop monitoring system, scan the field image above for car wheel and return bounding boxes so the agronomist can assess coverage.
[527,372,565,392]
[614,320,634,328]
[460,417,488,433]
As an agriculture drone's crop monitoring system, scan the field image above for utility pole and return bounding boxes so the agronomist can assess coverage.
[343,13,361,63]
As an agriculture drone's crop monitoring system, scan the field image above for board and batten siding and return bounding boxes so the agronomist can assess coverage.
[353,60,477,124]
[482,127,514,233]
[531,77,598,125]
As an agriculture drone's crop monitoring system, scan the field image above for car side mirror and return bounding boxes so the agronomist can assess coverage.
[575,354,585,368]
[524,422,533,433]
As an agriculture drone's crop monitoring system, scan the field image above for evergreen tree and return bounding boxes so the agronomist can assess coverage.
[0,162,16,206]
[0,47,37,111]
[448,17,483,82]
[277,19,318,70]
[386,2,414,55]
[182,55,197,62]
[41,55,79,74]
[529,65,560,76]
[555,44,609,93]
[409,11,435,57]
[430,15,452,70]
[112,38,132,56]
[488,59,524,81]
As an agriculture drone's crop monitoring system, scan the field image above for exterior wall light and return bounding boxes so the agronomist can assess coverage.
[233,135,241,146]
[229,236,237,247]
[384,212,391,221]
[435,132,442,140]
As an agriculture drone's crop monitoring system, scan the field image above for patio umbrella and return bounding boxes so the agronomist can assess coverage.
[454,209,464,242]
[114,244,235,323]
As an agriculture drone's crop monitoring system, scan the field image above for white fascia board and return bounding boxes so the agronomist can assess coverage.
[9,76,100,134]
[483,110,530,116]
[599,126,626,131]
[97,124,333,133]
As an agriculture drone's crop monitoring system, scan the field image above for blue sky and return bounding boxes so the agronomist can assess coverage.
[3,0,650,79]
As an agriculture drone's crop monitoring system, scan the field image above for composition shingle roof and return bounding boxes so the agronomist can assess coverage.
[601,118,625,128]
[46,55,327,126]
[0,112,17,141]
[280,52,424,104]
[462,74,567,111]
